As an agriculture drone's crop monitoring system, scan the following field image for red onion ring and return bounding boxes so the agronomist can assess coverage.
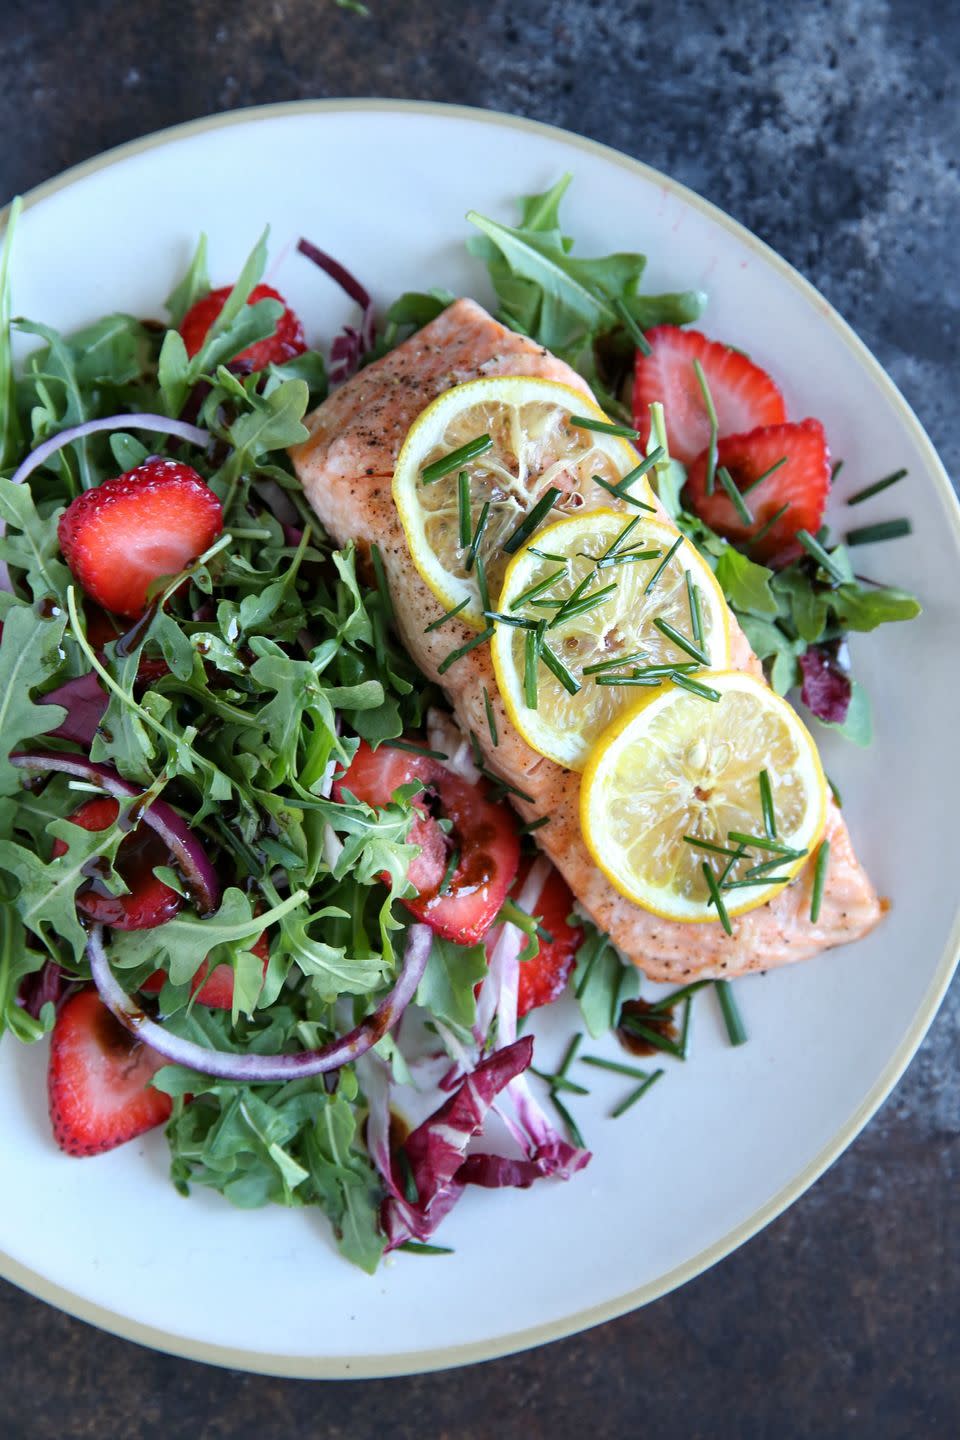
[88,921,432,1081]
[10,750,220,914]
[9,413,209,489]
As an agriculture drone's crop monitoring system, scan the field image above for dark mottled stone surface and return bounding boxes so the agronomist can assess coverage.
[0,1,957,1435]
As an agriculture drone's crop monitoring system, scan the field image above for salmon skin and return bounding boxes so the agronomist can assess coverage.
[291,298,882,982]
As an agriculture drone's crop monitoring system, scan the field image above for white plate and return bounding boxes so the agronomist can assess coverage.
[1,101,958,1378]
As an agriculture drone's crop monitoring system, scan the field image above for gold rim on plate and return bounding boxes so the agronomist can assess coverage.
[1,97,958,1380]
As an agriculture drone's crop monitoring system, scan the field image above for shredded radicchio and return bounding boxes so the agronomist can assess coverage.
[799,643,852,725]
[297,237,375,384]
[38,671,107,746]
[379,1036,535,1249]
[17,961,77,1020]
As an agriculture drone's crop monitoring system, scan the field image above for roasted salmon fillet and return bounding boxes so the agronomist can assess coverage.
[291,298,883,981]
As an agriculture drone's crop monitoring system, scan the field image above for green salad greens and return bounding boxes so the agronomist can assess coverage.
[0,178,918,1270]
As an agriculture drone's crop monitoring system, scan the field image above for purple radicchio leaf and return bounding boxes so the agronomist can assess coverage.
[38,671,108,746]
[17,961,77,1019]
[798,643,852,725]
[382,1034,534,1249]
[297,238,375,384]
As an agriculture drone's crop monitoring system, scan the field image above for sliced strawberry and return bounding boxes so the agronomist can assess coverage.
[48,990,172,1156]
[141,930,270,1009]
[57,458,223,619]
[632,325,786,464]
[51,796,182,931]
[685,419,831,562]
[334,739,520,946]
[180,283,307,372]
[516,862,583,1018]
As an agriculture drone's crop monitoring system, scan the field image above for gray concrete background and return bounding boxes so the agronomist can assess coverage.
[0,0,957,1434]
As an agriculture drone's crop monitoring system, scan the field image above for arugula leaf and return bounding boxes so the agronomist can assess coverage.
[165,234,210,328]
[305,1094,385,1273]
[0,604,69,793]
[0,476,72,602]
[572,922,640,1038]
[713,546,779,618]
[416,935,489,1035]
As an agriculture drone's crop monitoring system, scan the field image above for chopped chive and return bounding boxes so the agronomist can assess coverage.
[399,1241,454,1256]
[845,518,912,546]
[519,815,550,834]
[827,773,842,808]
[727,830,805,857]
[714,980,747,1045]
[482,685,499,747]
[741,454,787,496]
[550,581,618,629]
[468,729,484,769]
[438,847,460,896]
[582,650,648,675]
[671,672,722,702]
[686,570,704,651]
[421,434,492,484]
[550,1093,585,1149]
[653,615,709,665]
[647,979,713,1014]
[614,295,652,356]
[593,474,658,511]
[529,546,568,563]
[683,836,744,860]
[370,543,394,624]
[644,533,684,594]
[557,1032,583,1080]
[503,487,562,555]
[523,625,541,709]
[437,626,494,675]
[717,465,754,525]
[723,876,791,889]
[759,769,776,839]
[509,566,569,611]
[810,839,830,923]
[743,853,793,880]
[465,500,490,572]
[581,1055,652,1080]
[484,610,539,630]
[425,597,470,633]
[716,843,748,890]
[541,640,581,695]
[831,458,845,483]
[594,674,663,687]
[692,359,719,495]
[568,413,639,440]
[397,1148,419,1203]
[597,548,662,570]
[796,529,845,582]
[483,771,535,804]
[846,467,907,505]
[631,661,699,677]
[701,863,733,935]
[678,996,694,1058]
[384,739,449,761]
[601,514,643,559]
[457,470,471,549]
[747,501,791,550]
[618,1016,685,1060]
[475,552,490,614]
[611,1068,664,1118]
[530,1066,589,1096]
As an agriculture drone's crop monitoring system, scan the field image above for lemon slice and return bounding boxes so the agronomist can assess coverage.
[490,510,730,770]
[581,671,828,922]
[392,376,651,628]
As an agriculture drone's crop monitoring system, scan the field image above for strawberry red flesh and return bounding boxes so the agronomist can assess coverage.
[334,740,520,946]
[180,283,307,372]
[48,989,172,1157]
[57,458,223,619]
[51,796,182,931]
[141,930,270,1009]
[632,325,786,464]
[685,419,831,562]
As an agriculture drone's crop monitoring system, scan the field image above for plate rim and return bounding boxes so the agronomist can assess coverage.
[2,96,958,1379]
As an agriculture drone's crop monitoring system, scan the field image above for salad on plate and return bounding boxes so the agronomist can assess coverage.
[0,178,920,1270]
